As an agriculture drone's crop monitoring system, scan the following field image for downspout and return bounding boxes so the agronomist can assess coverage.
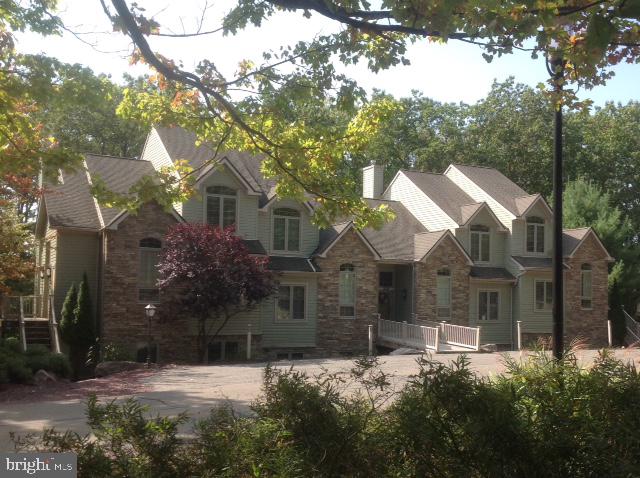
[97,230,105,343]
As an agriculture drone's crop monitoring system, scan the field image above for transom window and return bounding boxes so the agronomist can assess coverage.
[339,264,356,318]
[535,280,553,311]
[581,264,593,309]
[470,225,490,262]
[139,237,161,303]
[526,216,545,253]
[273,208,300,252]
[277,285,305,321]
[206,185,237,228]
[436,268,451,319]
[479,291,499,320]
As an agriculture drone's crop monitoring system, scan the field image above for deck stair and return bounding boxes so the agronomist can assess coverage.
[0,295,60,352]
[377,316,481,353]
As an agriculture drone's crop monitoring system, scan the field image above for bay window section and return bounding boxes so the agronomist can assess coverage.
[206,186,237,228]
[535,280,553,311]
[339,264,356,317]
[139,238,161,303]
[277,285,306,321]
[470,225,490,262]
[581,264,593,309]
[478,291,499,320]
[273,208,301,252]
[526,216,545,253]
[436,268,451,319]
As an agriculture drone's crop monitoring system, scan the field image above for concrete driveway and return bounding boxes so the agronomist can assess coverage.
[2,349,639,451]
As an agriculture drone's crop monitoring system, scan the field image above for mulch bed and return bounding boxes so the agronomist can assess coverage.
[0,367,161,404]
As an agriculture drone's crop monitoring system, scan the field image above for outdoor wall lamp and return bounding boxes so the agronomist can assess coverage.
[45,267,51,278]
[144,304,157,367]
[39,269,45,279]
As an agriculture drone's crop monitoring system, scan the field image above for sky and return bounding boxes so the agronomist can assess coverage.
[14,0,640,107]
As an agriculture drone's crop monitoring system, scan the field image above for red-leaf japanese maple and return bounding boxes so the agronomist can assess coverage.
[158,223,276,362]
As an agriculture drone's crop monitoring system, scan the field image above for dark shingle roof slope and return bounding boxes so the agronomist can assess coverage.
[154,126,277,205]
[268,256,319,272]
[84,154,156,226]
[45,167,101,230]
[470,266,515,281]
[402,171,475,224]
[563,228,590,256]
[361,199,427,261]
[451,164,529,215]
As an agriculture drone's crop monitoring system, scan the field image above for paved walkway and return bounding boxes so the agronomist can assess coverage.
[2,349,639,450]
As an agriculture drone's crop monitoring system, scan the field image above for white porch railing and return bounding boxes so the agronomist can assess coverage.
[413,314,481,351]
[3,295,59,353]
[439,322,481,351]
[377,318,440,351]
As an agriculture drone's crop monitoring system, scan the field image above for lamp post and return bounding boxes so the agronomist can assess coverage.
[547,36,566,361]
[145,304,156,367]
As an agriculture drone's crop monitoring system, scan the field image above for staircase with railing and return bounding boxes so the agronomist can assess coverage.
[0,295,60,353]
[623,307,640,346]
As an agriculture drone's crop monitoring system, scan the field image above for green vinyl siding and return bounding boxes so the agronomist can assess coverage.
[517,272,553,334]
[189,304,264,336]
[469,282,513,345]
[179,166,259,240]
[258,198,319,256]
[261,273,317,347]
[52,230,99,320]
[455,208,507,267]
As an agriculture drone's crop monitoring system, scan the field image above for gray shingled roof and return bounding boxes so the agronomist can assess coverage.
[268,256,319,272]
[402,171,475,224]
[470,266,515,281]
[563,228,589,256]
[45,166,102,230]
[414,230,448,261]
[244,240,267,255]
[451,164,529,216]
[314,222,352,257]
[361,199,427,261]
[84,154,156,226]
[154,126,277,206]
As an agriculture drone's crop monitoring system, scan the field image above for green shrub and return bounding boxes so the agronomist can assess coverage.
[58,282,77,346]
[3,336,21,353]
[5,356,33,383]
[48,353,71,378]
[12,350,640,478]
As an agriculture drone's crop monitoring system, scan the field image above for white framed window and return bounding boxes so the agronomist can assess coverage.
[276,284,306,321]
[581,264,593,309]
[139,237,161,303]
[478,290,499,320]
[535,280,553,311]
[470,225,490,262]
[205,185,237,228]
[339,264,356,318]
[526,216,545,253]
[273,208,301,252]
[436,268,451,319]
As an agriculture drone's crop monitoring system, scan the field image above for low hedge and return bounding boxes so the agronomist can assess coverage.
[0,338,71,384]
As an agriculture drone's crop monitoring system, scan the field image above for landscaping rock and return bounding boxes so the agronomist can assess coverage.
[480,344,499,353]
[95,361,146,377]
[33,369,57,385]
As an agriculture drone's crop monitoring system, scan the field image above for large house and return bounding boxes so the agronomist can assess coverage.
[33,126,613,361]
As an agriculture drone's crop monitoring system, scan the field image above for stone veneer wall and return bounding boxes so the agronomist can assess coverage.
[315,229,378,356]
[101,202,199,363]
[415,235,471,325]
[564,233,609,347]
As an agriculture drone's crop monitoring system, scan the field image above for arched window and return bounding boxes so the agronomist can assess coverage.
[205,185,237,228]
[273,208,301,252]
[139,237,161,303]
[526,216,545,253]
[436,268,451,319]
[339,264,356,318]
[581,264,593,309]
[470,225,490,262]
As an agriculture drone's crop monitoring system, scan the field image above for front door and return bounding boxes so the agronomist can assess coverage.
[378,271,395,321]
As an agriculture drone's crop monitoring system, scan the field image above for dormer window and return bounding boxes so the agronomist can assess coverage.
[273,208,300,252]
[526,216,545,253]
[206,185,237,228]
[470,225,490,262]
